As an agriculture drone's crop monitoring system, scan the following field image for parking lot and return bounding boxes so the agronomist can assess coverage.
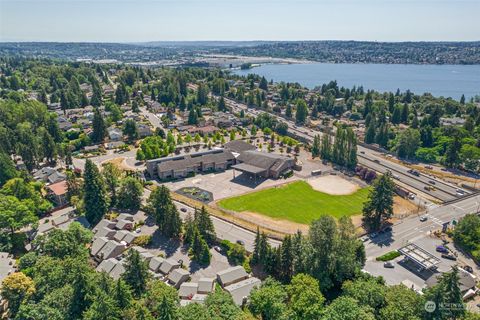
[364,234,473,290]
[161,169,299,202]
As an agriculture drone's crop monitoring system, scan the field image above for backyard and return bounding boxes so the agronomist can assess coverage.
[218,180,370,225]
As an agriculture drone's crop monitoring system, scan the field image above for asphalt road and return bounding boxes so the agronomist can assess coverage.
[364,194,480,259]
[142,188,281,252]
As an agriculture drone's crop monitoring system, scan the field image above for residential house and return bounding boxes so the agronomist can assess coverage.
[46,180,68,207]
[216,266,248,287]
[167,268,190,288]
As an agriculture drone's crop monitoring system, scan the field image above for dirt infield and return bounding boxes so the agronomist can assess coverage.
[307,175,360,195]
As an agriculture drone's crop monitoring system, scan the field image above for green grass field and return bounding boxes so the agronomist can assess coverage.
[218,181,370,224]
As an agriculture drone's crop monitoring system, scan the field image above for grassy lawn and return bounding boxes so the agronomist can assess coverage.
[218,181,370,224]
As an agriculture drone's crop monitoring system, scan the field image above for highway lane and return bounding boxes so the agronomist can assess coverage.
[357,154,456,201]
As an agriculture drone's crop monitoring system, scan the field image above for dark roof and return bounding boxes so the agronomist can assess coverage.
[426,269,476,292]
[232,163,266,175]
[237,150,292,172]
[224,140,256,153]
[157,149,234,172]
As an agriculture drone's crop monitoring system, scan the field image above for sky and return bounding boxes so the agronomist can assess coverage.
[0,0,479,42]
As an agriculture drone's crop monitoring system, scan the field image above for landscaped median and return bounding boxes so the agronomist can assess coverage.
[376,250,401,261]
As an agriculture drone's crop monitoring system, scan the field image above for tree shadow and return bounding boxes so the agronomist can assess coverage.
[149,229,181,257]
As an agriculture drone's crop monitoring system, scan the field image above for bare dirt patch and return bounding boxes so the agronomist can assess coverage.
[102,157,135,171]
[239,211,309,235]
[307,175,359,195]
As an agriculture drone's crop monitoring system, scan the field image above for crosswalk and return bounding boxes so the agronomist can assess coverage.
[423,213,444,226]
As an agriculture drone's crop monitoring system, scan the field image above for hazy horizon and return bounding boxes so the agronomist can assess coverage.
[1,0,479,42]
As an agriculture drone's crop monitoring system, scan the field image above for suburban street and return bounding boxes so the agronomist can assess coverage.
[143,188,281,252]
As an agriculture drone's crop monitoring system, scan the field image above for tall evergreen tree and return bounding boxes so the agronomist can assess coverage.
[320,133,332,161]
[311,135,321,158]
[92,108,106,143]
[121,249,150,297]
[147,186,182,238]
[362,173,395,231]
[194,206,216,243]
[84,159,109,225]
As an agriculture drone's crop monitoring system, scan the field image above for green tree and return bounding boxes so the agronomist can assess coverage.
[380,284,424,320]
[121,249,150,297]
[320,133,332,160]
[117,177,143,211]
[194,206,216,243]
[0,153,17,186]
[146,186,182,238]
[311,135,321,158]
[0,194,37,235]
[445,134,462,168]
[102,162,122,207]
[395,128,420,159]
[286,274,324,320]
[362,173,395,231]
[0,272,35,317]
[424,267,465,320]
[295,100,308,124]
[92,107,106,143]
[83,290,121,320]
[84,159,109,225]
[190,225,211,265]
[342,277,386,313]
[123,119,139,141]
[322,296,375,320]
[249,278,287,320]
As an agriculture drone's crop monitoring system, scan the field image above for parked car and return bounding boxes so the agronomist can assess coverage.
[384,262,395,268]
[383,226,393,232]
[463,265,473,273]
[236,240,245,246]
[441,254,457,261]
[360,236,369,242]
[369,232,378,239]
[436,245,449,253]
[214,246,222,252]
[420,216,428,222]
[180,207,187,212]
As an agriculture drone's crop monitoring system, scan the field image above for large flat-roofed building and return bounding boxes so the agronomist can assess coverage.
[146,149,235,180]
[234,150,295,179]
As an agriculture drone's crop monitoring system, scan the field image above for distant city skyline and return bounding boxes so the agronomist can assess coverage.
[1,0,479,42]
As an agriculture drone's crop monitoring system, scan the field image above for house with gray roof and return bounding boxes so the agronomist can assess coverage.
[167,268,190,288]
[197,277,215,294]
[149,256,165,272]
[224,277,261,306]
[91,237,109,257]
[178,282,198,299]
[159,258,180,275]
[95,240,126,261]
[216,266,248,287]
[109,261,126,280]
[93,219,116,233]
[96,258,118,274]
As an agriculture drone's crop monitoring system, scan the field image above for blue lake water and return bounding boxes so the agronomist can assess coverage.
[233,63,480,100]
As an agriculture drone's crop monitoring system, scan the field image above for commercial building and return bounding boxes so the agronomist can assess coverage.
[146,149,235,180]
